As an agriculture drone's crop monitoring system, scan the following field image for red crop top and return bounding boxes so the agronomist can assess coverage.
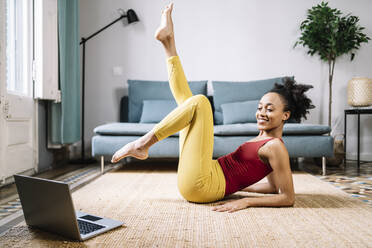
[217,137,283,196]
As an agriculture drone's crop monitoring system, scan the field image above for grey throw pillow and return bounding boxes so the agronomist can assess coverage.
[139,100,177,123]
[221,100,260,124]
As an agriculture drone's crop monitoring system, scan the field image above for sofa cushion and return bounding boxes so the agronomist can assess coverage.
[95,122,155,135]
[128,80,208,123]
[140,100,177,123]
[212,77,293,124]
[94,122,180,136]
[92,134,333,158]
[92,135,180,158]
[94,122,330,137]
[214,123,331,136]
[221,100,259,124]
[213,135,334,158]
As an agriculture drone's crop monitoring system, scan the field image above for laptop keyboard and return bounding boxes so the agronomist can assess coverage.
[78,219,105,235]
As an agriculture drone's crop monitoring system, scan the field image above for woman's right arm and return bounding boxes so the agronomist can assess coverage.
[241,182,278,194]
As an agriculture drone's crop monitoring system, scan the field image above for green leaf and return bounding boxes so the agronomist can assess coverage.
[294,1,369,62]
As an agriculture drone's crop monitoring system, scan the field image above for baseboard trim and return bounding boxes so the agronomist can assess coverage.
[346,152,372,161]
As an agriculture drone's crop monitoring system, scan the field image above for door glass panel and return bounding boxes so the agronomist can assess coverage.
[6,0,31,96]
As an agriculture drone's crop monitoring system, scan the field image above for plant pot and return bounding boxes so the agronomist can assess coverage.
[313,134,345,168]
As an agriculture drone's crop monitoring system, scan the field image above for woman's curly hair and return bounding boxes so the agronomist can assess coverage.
[268,77,315,123]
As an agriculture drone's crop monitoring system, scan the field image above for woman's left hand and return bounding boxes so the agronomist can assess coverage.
[212,199,249,213]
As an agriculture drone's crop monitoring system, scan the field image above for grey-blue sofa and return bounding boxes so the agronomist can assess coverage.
[92,78,333,175]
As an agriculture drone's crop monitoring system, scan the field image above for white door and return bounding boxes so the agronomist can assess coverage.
[0,0,37,184]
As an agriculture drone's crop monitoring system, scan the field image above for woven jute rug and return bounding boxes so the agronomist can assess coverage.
[0,166,371,248]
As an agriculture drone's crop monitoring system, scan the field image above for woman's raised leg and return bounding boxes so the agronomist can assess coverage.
[111,3,191,163]
[111,3,225,203]
[155,3,193,105]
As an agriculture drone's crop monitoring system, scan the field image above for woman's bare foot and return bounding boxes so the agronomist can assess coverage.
[155,3,174,42]
[111,140,149,163]
[111,130,159,163]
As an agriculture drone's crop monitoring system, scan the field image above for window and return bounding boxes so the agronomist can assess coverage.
[6,0,59,101]
[6,0,33,96]
[34,0,59,101]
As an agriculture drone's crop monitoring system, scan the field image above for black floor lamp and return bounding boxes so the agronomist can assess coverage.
[72,8,139,164]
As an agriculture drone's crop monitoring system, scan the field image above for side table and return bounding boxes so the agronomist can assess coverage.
[344,108,372,170]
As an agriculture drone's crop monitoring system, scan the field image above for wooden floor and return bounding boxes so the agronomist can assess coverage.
[0,164,87,206]
[301,158,372,207]
[0,157,370,224]
[1,164,371,247]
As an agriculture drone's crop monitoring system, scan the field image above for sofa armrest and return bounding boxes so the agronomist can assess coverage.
[120,96,129,122]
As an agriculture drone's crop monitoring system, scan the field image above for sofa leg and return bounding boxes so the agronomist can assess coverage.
[101,156,104,174]
[322,156,326,176]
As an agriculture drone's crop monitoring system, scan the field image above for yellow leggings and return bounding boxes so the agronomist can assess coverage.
[153,56,226,203]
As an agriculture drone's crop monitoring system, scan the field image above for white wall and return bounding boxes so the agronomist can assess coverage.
[80,0,372,160]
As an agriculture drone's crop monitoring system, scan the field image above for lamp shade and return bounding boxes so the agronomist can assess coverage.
[347,77,372,107]
[127,9,139,24]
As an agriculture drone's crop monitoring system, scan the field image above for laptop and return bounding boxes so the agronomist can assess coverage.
[14,174,124,241]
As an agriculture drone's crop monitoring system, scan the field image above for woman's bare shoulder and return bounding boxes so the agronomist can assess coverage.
[260,138,288,157]
[259,139,290,172]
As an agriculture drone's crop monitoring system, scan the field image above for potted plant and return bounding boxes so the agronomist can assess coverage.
[295,1,370,128]
[294,1,370,166]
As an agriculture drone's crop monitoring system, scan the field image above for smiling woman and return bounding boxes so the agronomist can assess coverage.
[256,77,315,137]
[111,3,316,213]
